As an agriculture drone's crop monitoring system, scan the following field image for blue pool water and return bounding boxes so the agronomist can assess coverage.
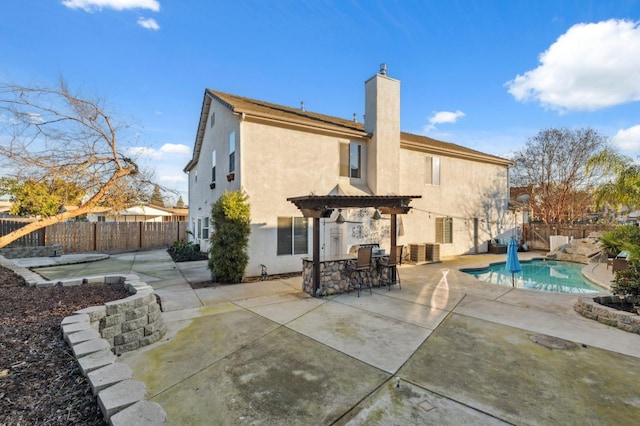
[461,259,604,293]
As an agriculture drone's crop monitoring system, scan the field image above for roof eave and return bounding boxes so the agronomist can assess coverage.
[401,139,513,167]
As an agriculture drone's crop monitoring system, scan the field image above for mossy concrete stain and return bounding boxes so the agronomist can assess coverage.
[401,313,640,424]
[126,307,278,397]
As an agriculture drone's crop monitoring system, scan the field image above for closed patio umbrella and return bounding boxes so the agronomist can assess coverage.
[505,236,522,287]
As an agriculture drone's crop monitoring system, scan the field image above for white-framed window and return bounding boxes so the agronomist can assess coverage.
[229,131,236,173]
[425,156,440,185]
[277,217,308,255]
[339,142,363,179]
[196,217,210,239]
[202,217,210,239]
[435,217,453,244]
[211,150,216,182]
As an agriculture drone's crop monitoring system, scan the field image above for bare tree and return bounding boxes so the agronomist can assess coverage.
[0,78,153,248]
[510,128,607,224]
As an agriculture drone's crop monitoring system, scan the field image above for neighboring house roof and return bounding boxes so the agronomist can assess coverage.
[184,90,512,171]
[62,205,186,217]
[116,205,172,217]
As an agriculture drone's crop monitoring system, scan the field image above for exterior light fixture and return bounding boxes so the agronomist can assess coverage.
[372,209,381,220]
[336,209,345,224]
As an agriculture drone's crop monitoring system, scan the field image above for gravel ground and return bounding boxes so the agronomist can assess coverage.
[0,265,129,425]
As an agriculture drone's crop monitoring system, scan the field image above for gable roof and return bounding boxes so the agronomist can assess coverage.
[184,90,511,171]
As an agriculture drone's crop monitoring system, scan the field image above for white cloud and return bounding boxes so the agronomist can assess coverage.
[127,146,163,159]
[506,19,640,112]
[611,125,640,151]
[61,0,160,12]
[127,143,190,160]
[424,109,465,132]
[137,17,159,30]
[160,143,190,156]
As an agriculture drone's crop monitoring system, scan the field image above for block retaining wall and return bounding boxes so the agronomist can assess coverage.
[0,244,63,259]
[0,254,168,423]
[574,296,640,335]
[57,274,168,424]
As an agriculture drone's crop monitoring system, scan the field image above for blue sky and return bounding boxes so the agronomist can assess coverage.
[2,0,640,204]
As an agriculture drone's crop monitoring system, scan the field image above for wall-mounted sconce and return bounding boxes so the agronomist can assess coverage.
[372,209,381,220]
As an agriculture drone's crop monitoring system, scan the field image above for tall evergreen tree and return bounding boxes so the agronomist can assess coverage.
[149,184,165,207]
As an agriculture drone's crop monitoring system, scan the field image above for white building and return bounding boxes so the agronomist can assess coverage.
[185,67,512,278]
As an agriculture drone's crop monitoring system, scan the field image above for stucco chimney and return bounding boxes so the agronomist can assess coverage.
[364,64,400,195]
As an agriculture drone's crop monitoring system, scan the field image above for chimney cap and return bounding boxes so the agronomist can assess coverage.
[380,63,387,75]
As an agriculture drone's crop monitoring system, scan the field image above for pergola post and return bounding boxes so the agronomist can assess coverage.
[313,217,320,296]
[390,213,397,283]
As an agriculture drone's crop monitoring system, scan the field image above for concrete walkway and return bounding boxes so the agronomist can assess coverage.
[21,250,640,425]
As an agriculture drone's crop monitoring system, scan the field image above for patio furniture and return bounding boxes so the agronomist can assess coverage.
[379,245,403,290]
[488,239,507,254]
[346,246,373,297]
[612,258,630,274]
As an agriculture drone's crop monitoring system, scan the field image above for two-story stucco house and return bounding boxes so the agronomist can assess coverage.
[184,67,513,278]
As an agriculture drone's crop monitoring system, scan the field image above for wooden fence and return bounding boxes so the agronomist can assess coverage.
[0,220,189,253]
[523,223,616,251]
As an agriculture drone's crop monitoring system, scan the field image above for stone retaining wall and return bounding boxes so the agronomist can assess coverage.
[0,244,63,259]
[60,274,167,424]
[574,296,640,335]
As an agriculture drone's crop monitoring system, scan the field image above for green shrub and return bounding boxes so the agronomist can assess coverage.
[208,190,251,283]
[611,260,640,299]
[167,240,207,262]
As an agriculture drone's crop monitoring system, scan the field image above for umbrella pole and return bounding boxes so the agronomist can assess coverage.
[512,272,515,287]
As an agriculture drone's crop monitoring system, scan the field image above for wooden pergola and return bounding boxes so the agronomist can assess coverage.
[287,195,421,297]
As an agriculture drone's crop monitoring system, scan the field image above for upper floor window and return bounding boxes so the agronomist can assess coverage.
[211,150,216,182]
[210,112,215,128]
[425,156,440,186]
[229,131,236,173]
[435,217,453,244]
[340,142,363,179]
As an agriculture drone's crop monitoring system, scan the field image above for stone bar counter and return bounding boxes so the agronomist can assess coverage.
[302,254,390,296]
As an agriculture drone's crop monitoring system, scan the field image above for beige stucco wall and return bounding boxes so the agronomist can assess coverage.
[241,120,371,276]
[186,99,240,251]
[187,87,511,278]
[397,148,510,258]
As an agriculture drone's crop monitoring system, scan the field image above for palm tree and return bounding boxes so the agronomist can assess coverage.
[587,149,640,209]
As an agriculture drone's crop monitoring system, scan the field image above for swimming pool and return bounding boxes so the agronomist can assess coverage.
[461,259,604,293]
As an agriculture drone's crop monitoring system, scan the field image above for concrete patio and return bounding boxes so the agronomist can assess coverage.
[27,250,640,425]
